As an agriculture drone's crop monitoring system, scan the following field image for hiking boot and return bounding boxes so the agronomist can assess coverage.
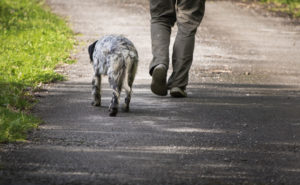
[170,87,187,98]
[151,64,168,96]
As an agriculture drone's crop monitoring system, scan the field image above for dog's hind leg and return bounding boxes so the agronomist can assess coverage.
[123,84,132,112]
[108,75,124,117]
[122,59,137,112]
[123,90,131,112]
[91,74,101,106]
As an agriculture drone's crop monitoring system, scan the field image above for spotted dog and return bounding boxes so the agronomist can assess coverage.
[88,35,138,116]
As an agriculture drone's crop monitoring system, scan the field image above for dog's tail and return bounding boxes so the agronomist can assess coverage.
[88,41,97,63]
[123,54,138,93]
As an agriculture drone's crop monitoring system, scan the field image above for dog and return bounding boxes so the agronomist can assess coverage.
[88,35,138,116]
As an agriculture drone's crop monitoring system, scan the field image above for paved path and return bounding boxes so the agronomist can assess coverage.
[1,0,300,184]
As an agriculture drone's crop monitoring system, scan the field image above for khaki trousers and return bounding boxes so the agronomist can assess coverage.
[149,0,205,89]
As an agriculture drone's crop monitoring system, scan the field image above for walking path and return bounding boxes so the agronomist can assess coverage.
[1,0,300,184]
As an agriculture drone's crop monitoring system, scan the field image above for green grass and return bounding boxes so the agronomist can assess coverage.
[260,0,300,17]
[0,0,75,142]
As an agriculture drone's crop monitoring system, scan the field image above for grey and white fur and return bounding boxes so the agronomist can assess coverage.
[88,35,138,116]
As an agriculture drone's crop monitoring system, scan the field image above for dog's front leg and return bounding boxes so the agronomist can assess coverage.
[91,74,101,106]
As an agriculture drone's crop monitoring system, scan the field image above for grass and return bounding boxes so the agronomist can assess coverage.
[0,0,75,142]
[259,0,300,17]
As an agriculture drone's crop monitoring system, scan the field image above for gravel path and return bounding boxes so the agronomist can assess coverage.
[1,0,300,184]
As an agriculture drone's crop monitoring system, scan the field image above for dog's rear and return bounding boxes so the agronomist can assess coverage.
[88,35,138,116]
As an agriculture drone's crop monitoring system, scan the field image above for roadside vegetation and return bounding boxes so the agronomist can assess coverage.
[0,0,75,142]
[259,0,300,17]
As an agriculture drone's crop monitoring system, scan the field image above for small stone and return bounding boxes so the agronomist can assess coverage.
[224,157,231,162]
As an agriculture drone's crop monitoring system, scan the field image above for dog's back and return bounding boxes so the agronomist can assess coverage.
[92,35,138,76]
[89,35,138,116]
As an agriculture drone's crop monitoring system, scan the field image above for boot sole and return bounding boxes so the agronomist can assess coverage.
[151,66,167,96]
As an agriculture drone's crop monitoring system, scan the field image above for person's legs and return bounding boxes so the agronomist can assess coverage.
[167,0,205,91]
[149,0,176,96]
[149,0,176,74]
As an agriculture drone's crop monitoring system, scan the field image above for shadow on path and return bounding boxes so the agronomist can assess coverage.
[1,82,299,185]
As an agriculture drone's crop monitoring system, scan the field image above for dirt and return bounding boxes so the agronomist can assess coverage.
[0,0,299,184]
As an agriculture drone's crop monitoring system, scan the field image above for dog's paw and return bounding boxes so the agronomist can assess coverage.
[109,108,118,117]
[91,101,101,107]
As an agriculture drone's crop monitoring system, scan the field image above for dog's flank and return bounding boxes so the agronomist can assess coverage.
[88,35,138,116]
